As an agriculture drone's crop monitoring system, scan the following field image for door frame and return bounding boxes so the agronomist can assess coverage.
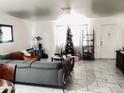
[99,24,118,59]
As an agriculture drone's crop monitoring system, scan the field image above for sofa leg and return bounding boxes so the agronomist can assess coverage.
[62,78,65,93]
[63,87,64,93]
[63,85,65,93]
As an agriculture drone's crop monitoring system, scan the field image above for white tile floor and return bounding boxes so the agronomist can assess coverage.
[15,59,124,93]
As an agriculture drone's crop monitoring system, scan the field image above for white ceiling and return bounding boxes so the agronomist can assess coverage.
[0,0,124,20]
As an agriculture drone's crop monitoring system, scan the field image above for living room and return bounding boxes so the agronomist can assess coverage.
[0,0,124,93]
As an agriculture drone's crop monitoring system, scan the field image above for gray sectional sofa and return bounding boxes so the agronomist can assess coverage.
[0,59,65,87]
[0,51,75,88]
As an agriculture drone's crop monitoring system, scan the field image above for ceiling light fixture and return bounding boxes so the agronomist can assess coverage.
[61,7,71,11]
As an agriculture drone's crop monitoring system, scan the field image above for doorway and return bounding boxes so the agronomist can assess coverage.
[100,24,118,59]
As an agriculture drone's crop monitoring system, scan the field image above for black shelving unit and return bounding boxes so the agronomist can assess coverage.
[82,30,94,60]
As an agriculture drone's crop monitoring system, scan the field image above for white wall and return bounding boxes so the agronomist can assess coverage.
[33,20,56,57]
[33,16,91,58]
[0,12,123,59]
[33,17,122,59]
[91,17,122,58]
[0,13,31,55]
[120,18,124,47]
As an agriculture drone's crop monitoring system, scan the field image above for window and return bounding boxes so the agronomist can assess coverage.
[0,24,13,43]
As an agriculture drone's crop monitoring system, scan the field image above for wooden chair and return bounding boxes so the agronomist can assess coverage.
[0,64,17,85]
[0,64,17,93]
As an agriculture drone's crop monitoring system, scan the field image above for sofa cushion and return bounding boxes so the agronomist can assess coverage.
[0,60,11,64]
[8,60,32,68]
[21,50,31,56]
[31,61,61,69]
[38,59,51,62]
[11,51,24,60]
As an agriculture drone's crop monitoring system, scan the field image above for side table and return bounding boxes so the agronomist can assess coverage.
[51,56,63,62]
[67,56,75,71]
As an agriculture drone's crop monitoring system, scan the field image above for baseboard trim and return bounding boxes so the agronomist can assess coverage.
[15,81,63,88]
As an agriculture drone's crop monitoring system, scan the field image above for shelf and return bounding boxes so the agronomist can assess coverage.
[82,45,94,47]
[82,30,94,60]
[83,34,94,35]
[82,40,94,41]
[83,45,93,46]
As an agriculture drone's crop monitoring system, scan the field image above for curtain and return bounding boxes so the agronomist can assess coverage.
[55,25,88,59]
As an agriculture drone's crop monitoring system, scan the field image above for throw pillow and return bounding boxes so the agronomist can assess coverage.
[0,54,12,60]
[23,55,39,62]
[11,51,24,60]
[21,50,31,56]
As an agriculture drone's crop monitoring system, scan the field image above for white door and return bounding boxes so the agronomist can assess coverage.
[100,24,117,59]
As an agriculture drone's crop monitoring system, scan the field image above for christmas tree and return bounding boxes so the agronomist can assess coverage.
[65,26,75,55]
